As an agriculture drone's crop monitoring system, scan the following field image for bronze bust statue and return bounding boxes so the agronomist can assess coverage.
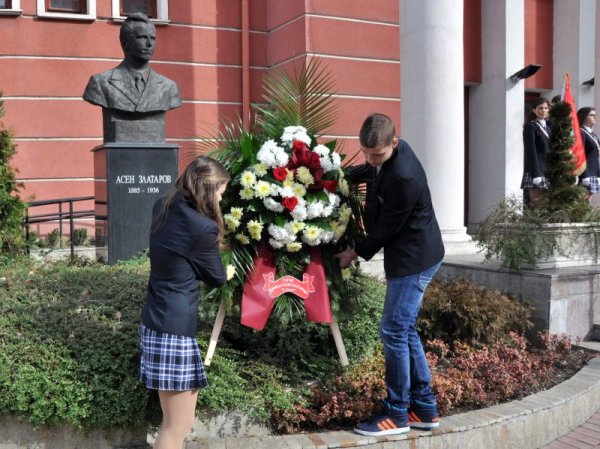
[83,13,182,143]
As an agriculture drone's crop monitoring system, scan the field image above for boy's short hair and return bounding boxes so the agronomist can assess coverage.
[359,113,396,149]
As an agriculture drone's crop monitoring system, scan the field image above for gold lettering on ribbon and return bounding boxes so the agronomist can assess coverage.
[262,273,315,299]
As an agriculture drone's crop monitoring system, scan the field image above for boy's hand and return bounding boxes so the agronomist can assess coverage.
[334,249,358,269]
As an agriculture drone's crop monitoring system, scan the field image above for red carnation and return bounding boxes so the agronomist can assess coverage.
[289,141,312,168]
[308,152,321,170]
[322,180,338,193]
[292,140,307,151]
[282,196,299,211]
[272,167,287,181]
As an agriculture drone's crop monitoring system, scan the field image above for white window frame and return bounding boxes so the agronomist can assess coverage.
[36,0,96,20]
[0,0,22,15]
[111,0,169,24]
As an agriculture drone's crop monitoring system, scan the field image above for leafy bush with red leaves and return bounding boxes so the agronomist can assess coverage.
[284,332,593,431]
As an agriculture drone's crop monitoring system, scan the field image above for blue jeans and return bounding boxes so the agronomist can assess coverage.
[380,261,441,408]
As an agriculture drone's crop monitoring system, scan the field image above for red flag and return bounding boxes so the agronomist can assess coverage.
[561,72,586,176]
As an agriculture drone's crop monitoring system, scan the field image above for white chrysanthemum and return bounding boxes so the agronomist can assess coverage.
[292,183,307,197]
[286,242,302,253]
[320,230,335,243]
[274,149,289,167]
[268,223,295,244]
[296,166,314,185]
[279,186,294,198]
[328,193,340,208]
[254,163,267,176]
[281,126,311,146]
[256,140,289,168]
[313,144,330,157]
[235,233,250,245]
[320,156,334,172]
[286,169,295,181]
[282,179,294,188]
[307,201,325,219]
[331,152,341,169]
[322,205,334,217]
[263,198,284,212]
[229,207,244,220]
[240,171,256,188]
[240,187,254,200]
[254,180,272,198]
[226,264,236,280]
[290,204,308,221]
[293,130,311,146]
[269,238,285,249]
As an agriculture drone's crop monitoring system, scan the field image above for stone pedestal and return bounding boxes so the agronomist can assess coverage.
[93,143,178,264]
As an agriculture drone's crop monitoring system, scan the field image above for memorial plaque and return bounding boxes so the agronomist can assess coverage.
[94,143,178,264]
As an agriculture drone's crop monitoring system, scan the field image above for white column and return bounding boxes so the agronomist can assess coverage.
[552,0,596,108]
[594,0,600,327]
[468,0,524,231]
[596,0,600,135]
[400,0,476,254]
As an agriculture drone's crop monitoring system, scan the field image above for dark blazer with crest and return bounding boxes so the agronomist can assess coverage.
[83,63,182,113]
[580,128,600,179]
[141,193,226,337]
[523,120,550,179]
[350,140,445,278]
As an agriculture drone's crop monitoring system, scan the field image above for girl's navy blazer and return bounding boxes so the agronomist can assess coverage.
[141,193,226,337]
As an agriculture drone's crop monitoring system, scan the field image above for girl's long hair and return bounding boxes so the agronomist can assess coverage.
[152,156,230,246]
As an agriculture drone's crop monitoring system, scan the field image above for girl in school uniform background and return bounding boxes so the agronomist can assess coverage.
[522,97,551,206]
[577,107,600,198]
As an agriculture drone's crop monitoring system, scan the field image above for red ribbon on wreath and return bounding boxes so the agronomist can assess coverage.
[240,245,333,330]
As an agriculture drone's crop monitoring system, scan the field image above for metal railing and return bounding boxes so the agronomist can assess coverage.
[24,196,95,258]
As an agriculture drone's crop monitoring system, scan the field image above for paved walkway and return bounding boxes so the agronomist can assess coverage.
[541,411,600,449]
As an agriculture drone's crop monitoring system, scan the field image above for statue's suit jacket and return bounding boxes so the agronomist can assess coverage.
[83,63,182,113]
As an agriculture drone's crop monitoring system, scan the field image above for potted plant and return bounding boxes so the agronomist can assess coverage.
[476,101,600,270]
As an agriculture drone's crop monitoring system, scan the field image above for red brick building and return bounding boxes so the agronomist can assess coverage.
[0,0,598,251]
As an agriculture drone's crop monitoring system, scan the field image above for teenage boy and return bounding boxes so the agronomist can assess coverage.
[336,113,445,436]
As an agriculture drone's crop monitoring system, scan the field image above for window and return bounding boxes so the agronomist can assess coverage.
[0,0,21,14]
[37,0,95,19]
[46,0,85,13]
[121,0,155,19]
[112,0,168,23]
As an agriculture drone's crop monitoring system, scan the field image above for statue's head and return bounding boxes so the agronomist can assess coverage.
[120,13,156,64]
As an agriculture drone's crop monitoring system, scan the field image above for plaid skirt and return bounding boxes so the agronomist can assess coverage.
[139,325,208,391]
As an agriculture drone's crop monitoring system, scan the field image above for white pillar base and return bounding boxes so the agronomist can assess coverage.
[441,227,479,255]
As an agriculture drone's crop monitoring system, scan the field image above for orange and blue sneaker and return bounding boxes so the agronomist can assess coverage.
[353,401,410,436]
[408,399,440,429]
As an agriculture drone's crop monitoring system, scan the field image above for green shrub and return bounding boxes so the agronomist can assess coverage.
[44,228,61,248]
[419,278,533,346]
[0,257,384,430]
[0,92,27,258]
[0,257,585,434]
[71,228,88,246]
